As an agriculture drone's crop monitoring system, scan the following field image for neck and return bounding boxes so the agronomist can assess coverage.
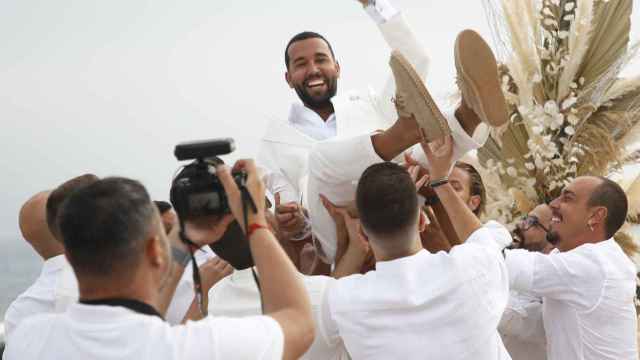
[77,273,159,310]
[373,238,423,262]
[308,103,334,121]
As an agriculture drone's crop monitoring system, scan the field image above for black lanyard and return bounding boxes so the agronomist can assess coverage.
[79,298,163,320]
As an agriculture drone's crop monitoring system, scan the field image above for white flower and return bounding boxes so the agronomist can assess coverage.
[544,100,559,115]
[525,162,536,171]
[565,126,575,135]
[507,167,518,177]
[558,31,570,39]
[562,96,577,110]
[563,14,575,21]
[564,2,575,11]
[567,113,580,125]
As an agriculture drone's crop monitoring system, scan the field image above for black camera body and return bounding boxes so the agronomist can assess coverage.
[170,138,246,218]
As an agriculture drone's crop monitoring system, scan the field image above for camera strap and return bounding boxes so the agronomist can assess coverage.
[178,220,207,317]
[238,183,266,314]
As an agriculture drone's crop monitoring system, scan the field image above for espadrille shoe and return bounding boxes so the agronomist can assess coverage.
[389,50,451,143]
[454,29,509,127]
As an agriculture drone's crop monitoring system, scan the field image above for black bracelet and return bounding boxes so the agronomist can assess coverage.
[429,177,449,188]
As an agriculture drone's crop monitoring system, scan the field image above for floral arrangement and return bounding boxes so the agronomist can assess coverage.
[476,0,640,254]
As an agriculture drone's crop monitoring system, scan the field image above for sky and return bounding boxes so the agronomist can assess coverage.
[0,0,639,246]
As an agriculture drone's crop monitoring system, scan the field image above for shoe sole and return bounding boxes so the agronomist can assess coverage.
[454,30,508,127]
[389,50,451,143]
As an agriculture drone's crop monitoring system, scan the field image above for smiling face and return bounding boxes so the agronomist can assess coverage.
[548,176,604,252]
[285,37,340,110]
[449,166,481,215]
[513,204,553,252]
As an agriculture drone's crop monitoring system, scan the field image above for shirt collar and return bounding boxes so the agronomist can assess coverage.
[375,249,428,271]
[42,254,68,273]
[288,103,335,126]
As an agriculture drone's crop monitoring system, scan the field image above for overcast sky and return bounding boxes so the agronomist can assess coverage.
[0,0,638,244]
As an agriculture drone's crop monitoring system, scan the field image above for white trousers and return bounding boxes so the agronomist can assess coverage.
[307,108,489,263]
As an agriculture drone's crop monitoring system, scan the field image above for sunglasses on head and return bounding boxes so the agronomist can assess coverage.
[519,215,550,233]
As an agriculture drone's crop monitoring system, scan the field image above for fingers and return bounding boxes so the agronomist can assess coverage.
[274,192,281,208]
[408,165,419,182]
[415,174,429,189]
[216,164,240,198]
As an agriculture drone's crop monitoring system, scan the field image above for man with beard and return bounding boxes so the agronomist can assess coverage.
[499,204,555,360]
[505,177,638,359]
[259,0,508,263]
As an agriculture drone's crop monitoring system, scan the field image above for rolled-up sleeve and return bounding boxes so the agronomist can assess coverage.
[365,0,400,25]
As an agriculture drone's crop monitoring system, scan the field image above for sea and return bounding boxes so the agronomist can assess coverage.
[1,235,42,320]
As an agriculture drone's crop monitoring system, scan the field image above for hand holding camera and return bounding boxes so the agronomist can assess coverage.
[217,159,267,232]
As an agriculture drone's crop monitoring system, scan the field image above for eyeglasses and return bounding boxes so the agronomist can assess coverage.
[519,215,550,233]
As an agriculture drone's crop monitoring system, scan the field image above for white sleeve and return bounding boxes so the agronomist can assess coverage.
[200,316,284,360]
[317,280,341,347]
[505,248,604,311]
[464,220,513,251]
[364,0,400,25]
[498,293,546,344]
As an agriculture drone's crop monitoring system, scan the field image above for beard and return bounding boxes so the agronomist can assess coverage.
[294,75,338,109]
[546,231,560,245]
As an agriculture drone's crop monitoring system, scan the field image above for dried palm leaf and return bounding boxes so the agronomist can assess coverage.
[614,230,640,259]
[558,0,594,100]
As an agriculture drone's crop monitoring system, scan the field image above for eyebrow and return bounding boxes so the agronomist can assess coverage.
[562,189,576,197]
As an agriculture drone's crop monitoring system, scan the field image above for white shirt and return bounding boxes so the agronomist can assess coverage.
[3,255,77,342]
[319,221,512,360]
[4,303,283,360]
[506,239,638,360]
[209,269,349,360]
[498,291,547,360]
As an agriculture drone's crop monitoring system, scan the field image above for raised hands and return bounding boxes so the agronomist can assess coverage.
[274,193,308,240]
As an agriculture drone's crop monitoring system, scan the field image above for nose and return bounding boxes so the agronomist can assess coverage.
[307,61,321,76]
[549,197,559,210]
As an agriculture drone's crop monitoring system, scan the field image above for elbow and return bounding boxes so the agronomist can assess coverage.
[298,309,316,353]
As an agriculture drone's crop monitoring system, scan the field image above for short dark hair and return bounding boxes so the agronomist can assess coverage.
[356,162,419,238]
[454,162,486,216]
[154,201,173,215]
[588,177,628,239]
[59,177,156,277]
[284,31,335,69]
[46,174,99,241]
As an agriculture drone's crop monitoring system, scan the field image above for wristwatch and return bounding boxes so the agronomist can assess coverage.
[171,245,191,267]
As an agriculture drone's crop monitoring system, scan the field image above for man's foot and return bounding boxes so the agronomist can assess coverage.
[454,29,509,128]
[389,51,451,143]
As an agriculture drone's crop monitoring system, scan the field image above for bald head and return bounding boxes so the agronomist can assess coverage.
[19,191,64,260]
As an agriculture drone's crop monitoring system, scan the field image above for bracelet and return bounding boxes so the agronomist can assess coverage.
[429,177,449,188]
[247,223,269,238]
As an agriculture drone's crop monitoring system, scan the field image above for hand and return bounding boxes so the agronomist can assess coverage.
[356,0,369,6]
[320,194,347,228]
[342,214,370,256]
[420,135,454,181]
[217,160,267,232]
[403,152,437,198]
[199,257,233,291]
[274,193,307,238]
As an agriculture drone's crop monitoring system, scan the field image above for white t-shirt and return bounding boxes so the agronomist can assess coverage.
[4,303,283,360]
[318,221,513,360]
[3,255,77,342]
[209,269,349,360]
[506,239,638,360]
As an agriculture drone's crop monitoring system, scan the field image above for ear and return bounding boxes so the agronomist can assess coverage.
[357,223,370,244]
[335,61,341,78]
[589,206,608,229]
[468,195,481,214]
[146,234,167,269]
[285,72,294,89]
[418,210,427,233]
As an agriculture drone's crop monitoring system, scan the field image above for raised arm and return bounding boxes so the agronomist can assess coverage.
[218,160,314,360]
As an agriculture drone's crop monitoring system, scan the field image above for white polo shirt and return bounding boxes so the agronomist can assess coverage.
[209,269,349,360]
[506,239,638,360]
[3,303,283,360]
[3,255,77,342]
[318,221,512,360]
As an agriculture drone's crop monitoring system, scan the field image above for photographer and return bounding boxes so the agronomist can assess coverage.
[5,160,314,360]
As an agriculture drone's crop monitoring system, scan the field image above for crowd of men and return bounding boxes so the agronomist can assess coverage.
[3,0,638,359]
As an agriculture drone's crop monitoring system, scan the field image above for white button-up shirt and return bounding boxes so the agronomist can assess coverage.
[318,221,512,360]
[506,239,638,360]
[498,291,547,360]
[209,269,349,360]
[3,255,77,342]
[4,303,283,360]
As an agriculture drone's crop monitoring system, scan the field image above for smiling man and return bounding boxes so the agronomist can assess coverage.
[505,176,638,360]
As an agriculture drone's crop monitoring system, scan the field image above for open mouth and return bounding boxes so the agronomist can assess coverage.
[305,78,326,89]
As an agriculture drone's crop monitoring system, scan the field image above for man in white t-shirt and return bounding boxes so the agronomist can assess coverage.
[3,174,99,342]
[317,137,511,359]
[4,162,314,360]
[505,177,638,360]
